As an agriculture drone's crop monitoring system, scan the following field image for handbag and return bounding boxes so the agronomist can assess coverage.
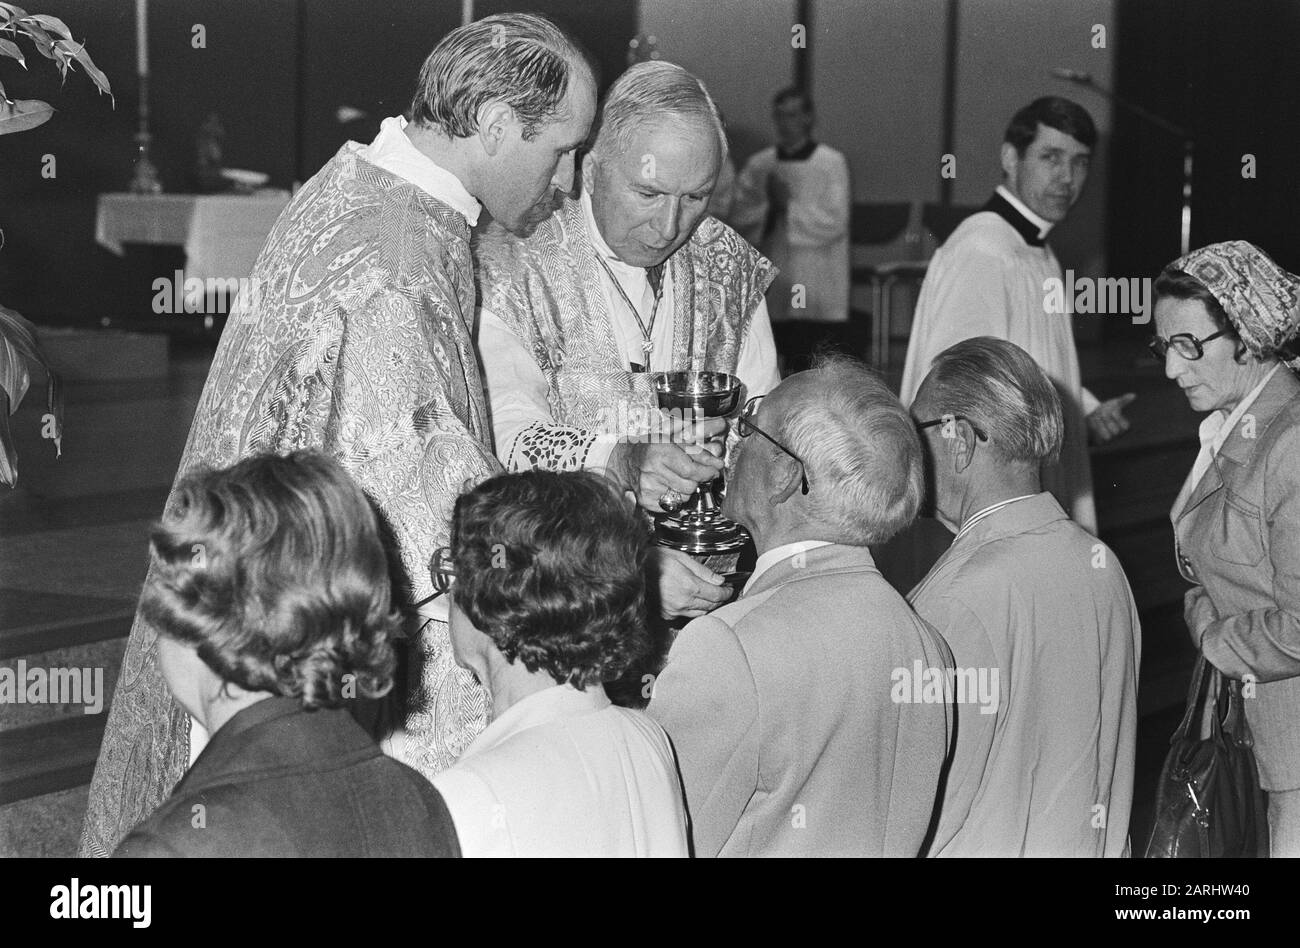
[1145,653,1270,857]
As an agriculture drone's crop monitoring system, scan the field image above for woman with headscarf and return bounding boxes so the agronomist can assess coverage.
[1152,239,1300,855]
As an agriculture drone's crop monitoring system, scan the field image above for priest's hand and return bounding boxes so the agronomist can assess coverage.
[1087,392,1136,444]
[611,417,727,512]
[653,547,731,619]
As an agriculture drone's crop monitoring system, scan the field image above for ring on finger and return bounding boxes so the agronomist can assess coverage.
[659,489,689,512]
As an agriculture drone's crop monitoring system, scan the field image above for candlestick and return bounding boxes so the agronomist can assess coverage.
[136,0,148,77]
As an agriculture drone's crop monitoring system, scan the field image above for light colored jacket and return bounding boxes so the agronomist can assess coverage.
[1175,367,1300,791]
[648,544,953,857]
[910,493,1141,857]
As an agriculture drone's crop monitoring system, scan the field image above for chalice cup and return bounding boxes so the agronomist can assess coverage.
[650,370,749,555]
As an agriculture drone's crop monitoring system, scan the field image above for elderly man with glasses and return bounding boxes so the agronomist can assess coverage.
[647,356,955,857]
[907,336,1141,857]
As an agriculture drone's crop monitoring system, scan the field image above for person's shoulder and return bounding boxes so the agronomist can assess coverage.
[692,213,759,256]
[941,210,1018,259]
[813,143,849,165]
[740,145,778,169]
[1257,381,1300,451]
[113,784,281,858]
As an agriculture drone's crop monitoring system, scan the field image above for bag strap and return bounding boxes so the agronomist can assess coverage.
[1171,652,1214,743]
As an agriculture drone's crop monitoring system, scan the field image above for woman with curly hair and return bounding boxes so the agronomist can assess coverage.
[113,450,459,857]
[432,470,688,856]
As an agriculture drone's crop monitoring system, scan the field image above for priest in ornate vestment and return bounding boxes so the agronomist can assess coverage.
[474,61,779,618]
[80,14,596,856]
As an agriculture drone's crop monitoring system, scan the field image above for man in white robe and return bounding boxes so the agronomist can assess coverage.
[900,96,1134,534]
[732,88,851,371]
[475,62,779,621]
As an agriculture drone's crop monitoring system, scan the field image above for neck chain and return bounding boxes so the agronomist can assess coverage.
[595,254,665,372]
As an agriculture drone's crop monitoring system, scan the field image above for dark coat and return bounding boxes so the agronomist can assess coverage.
[113,697,460,857]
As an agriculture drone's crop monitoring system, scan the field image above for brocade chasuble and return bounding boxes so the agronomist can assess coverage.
[81,145,497,856]
[473,195,776,471]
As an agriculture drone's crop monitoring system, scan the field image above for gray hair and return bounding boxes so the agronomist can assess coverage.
[590,61,727,161]
[409,13,590,141]
[923,337,1064,465]
[776,355,924,545]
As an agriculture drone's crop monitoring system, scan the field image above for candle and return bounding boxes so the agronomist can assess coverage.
[136,0,148,77]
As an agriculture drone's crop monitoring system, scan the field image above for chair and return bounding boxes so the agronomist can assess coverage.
[850,202,928,370]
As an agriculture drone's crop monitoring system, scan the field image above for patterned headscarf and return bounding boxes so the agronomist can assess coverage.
[1171,240,1300,369]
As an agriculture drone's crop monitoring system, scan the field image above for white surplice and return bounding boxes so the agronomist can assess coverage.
[899,186,1098,533]
[731,143,851,323]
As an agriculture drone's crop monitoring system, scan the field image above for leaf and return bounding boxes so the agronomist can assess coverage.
[0,5,29,28]
[0,389,17,487]
[0,97,52,133]
[0,303,37,411]
[17,19,54,59]
[56,38,111,101]
[25,13,71,40]
[0,37,25,67]
[0,303,65,485]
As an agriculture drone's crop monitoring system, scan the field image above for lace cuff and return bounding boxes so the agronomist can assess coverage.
[505,421,601,473]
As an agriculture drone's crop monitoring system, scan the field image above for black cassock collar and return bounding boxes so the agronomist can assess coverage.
[983,191,1047,248]
[776,140,818,162]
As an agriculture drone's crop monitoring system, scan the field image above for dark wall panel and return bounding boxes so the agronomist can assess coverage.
[1109,0,1300,345]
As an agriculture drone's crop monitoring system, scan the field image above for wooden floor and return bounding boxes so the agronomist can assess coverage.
[0,330,1202,856]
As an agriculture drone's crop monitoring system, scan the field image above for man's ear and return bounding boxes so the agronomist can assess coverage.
[952,420,980,475]
[999,141,1020,181]
[477,100,514,157]
[580,150,597,194]
[766,451,803,507]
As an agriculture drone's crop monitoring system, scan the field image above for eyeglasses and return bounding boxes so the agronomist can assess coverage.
[1148,328,1230,361]
[915,414,989,442]
[737,395,810,495]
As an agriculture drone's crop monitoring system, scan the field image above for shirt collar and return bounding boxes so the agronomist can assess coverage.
[1198,362,1283,455]
[994,184,1053,242]
[954,493,1039,541]
[776,139,818,162]
[742,540,833,596]
[462,683,611,759]
[361,116,481,226]
[580,185,636,271]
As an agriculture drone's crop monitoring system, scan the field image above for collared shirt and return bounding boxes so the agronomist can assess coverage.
[954,493,1039,542]
[580,186,680,374]
[360,116,481,226]
[431,683,688,857]
[1174,362,1282,518]
[742,540,833,595]
[995,184,1053,241]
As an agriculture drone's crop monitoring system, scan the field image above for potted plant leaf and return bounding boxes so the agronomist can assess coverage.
[1,4,111,485]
